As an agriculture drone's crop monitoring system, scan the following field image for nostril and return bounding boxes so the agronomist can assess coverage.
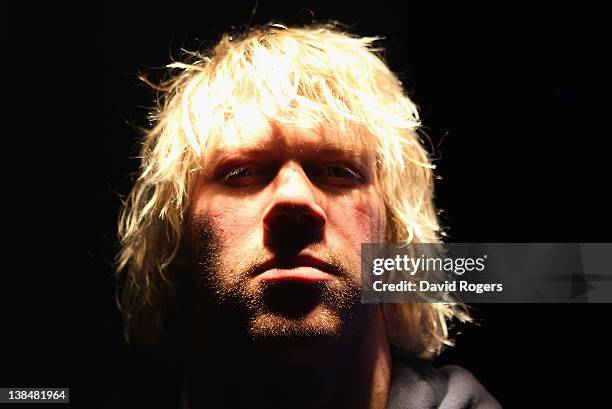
[298,213,325,231]
[265,212,289,231]
[263,206,326,233]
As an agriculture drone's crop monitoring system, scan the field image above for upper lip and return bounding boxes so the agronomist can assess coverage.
[253,253,339,277]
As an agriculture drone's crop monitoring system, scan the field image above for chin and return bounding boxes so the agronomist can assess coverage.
[249,305,344,342]
[246,308,346,368]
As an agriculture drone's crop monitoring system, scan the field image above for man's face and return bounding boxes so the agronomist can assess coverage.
[186,120,385,345]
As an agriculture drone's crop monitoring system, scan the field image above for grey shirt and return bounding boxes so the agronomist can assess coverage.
[176,354,501,409]
[387,354,501,409]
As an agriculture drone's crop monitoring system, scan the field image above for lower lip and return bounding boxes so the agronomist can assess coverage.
[256,267,336,283]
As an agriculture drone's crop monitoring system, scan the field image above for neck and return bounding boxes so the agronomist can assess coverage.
[185,306,391,409]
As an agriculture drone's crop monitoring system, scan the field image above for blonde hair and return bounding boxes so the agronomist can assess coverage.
[117,23,470,360]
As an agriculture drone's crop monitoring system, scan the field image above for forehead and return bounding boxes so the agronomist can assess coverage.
[206,116,377,162]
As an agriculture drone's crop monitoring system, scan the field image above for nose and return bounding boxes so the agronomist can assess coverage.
[262,163,326,235]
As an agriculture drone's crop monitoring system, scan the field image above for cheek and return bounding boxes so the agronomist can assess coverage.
[326,190,385,248]
[324,191,384,284]
[190,192,263,248]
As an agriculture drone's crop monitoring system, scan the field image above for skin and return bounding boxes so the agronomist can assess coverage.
[183,120,391,409]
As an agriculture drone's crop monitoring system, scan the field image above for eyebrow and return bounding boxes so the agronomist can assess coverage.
[204,142,371,178]
[314,141,368,154]
[209,138,369,157]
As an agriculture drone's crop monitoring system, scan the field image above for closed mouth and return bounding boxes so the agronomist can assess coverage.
[253,254,338,283]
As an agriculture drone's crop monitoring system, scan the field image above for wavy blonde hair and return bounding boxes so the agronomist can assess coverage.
[117,23,470,360]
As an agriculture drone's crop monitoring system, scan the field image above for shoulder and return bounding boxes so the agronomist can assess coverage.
[387,355,501,409]
[437,365,502,409]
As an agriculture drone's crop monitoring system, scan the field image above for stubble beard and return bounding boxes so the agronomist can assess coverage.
[190,218,364,345]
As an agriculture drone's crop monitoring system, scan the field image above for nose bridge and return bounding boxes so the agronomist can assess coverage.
[273,161,314,202]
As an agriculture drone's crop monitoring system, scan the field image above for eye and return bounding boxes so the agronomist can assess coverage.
[222,165,265,186]
[314,164,364,186]
[325,165,362,179]
[224,166,253,180]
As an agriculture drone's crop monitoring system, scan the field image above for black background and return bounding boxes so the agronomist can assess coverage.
[2,1,610,407]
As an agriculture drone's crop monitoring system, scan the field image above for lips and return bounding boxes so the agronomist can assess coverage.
[253,254,338,283]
